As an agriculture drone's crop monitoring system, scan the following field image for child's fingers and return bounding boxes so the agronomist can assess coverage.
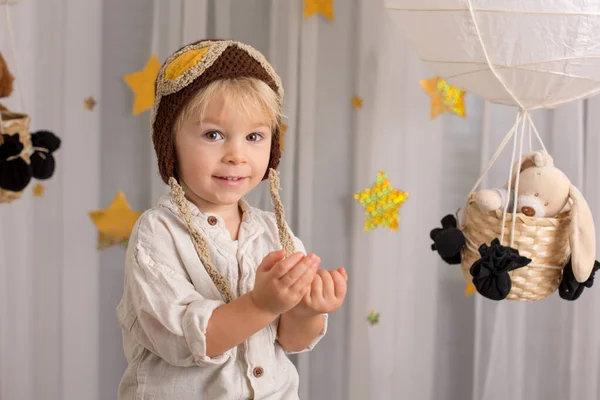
[331,270,347,299]
[319,270,335,299]
[311,273,324,299]
[258,249,287,272]
[271,252,305,278]
[338,267,348,281]
[280,254,316,287]
[289,262,318,294]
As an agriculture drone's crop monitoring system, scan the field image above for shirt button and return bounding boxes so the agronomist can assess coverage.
[253,366,264,378]
[207,216,218,226]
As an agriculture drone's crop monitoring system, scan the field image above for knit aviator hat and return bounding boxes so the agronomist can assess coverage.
[152,39,296,303]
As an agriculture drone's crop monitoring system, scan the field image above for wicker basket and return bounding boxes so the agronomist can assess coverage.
[0,111,32,203]
[460,195,571,301]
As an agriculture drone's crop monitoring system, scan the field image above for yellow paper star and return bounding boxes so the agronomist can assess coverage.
[89,192,142,249]
[354,171,408,231]
[83,96,96,111]
[32,183,44,197]
[367,311,380,326]
[280,124,288,152]
[124,54,161,115]
[304,0,334,21]
[465,282,476,296]
[419,76,466,119]
[352,96,363,109]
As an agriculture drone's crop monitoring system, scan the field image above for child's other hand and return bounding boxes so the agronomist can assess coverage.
[250,250,319,316]
[289,267,348,318]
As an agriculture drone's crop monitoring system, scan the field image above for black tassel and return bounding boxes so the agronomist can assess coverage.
[430,214,466,264]
[469,239,531,300]
[559,259,600,301]
[0,133,32,191]
[30,130,61,180]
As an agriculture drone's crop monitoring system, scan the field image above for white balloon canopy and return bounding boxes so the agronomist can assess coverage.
[386,0,600,110]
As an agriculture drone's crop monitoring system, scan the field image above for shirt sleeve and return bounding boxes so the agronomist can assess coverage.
[123,246,231,367]
[283,313,329,355]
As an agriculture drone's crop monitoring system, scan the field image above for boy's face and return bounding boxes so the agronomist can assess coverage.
[174,92,272,212]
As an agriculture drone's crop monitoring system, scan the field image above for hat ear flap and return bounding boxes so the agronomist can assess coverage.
[568,184,597,282]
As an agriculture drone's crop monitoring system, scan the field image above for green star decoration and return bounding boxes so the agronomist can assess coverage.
[367,311,380,326]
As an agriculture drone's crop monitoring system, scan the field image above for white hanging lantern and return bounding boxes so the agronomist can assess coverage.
[385,0,600,110]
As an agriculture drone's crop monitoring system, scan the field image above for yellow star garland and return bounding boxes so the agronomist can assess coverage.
[89,192,142,250]
[32,183,44,197]
[354,171,408,231]
[304,0,334,21]
[280,124,288,152]
[124,54,161,115]
[83,96,96,111]
[419,76,466,119]
[352,96,363,109]
[465,282,476,296]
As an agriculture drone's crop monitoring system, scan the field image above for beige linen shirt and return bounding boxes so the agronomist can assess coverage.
[116,194,327,400]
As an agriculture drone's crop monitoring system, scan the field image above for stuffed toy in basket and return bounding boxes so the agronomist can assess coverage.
[430,150,598,302]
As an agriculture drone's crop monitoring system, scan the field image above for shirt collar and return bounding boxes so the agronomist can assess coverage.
[157,194,258,228]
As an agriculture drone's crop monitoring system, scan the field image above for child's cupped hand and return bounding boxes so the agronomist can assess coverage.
[250,250,320,316]
[288,266,348,318]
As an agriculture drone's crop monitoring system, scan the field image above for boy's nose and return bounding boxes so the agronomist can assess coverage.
[223,145,246,164]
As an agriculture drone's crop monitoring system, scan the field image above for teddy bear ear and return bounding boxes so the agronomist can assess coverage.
[532,151,554,167]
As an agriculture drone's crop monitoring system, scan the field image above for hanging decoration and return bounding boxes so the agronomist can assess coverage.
[352,96,363,109]
[354,171,408,232]
[428,118,598,302]
[0,6,62,204]
[465,282,476,296]
[419,77,466,119]
[0,50,13,111]
[386,2,600,302]
[0,113,32,203]
[83,96,96,111]
[123,54,161,116]
[367,311,380,326]
[32,182,44,197]
[280,124,287,152]
[386,2,600,110]
[89,191,142,250]
[30,130,61,180]
[304,0,334,22]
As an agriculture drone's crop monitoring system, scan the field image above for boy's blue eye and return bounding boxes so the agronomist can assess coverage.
[204,131,223,140]
[247,133,263,142]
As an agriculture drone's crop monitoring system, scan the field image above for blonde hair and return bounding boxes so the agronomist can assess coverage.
[174,77,282,134]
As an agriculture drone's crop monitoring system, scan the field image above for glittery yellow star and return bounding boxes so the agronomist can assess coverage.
[419,76,466,119]
[354,171,408,231]
[367,311,380,326]
[304,0,334,21]
[83,96,96,111]
[89,192,142,249]
[32,183,44,197]
[280,124,288,152]
[352,96,363,109]
[465,282,476,296]
[124,54,161,115]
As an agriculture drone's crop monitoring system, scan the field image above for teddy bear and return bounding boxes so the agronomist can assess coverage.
[472,151,597,289]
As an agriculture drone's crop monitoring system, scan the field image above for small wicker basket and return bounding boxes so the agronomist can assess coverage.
[460,195,571,301]
[0,111,32,203]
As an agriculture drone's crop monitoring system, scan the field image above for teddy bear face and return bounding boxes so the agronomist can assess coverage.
[515,167,570,218]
